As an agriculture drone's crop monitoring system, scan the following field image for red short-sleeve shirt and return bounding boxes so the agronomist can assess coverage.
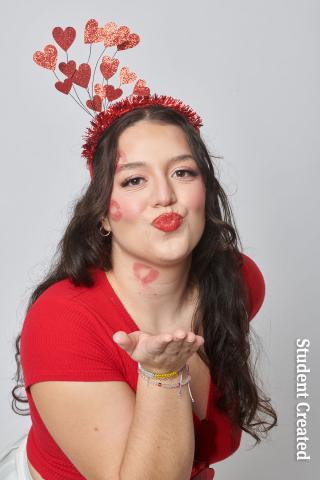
[20,253,265,479]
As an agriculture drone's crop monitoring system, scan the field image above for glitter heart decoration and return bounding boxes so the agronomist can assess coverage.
[55,78,73,94]
[118,33,140,50]
[105,85,123,101]
[102,22,119,47]
[72,64,91,88]
[114,26,130,46]
[133,79,150,96]
[100,56,119,80]
[94,84,107,98]
[120,67,137,85]
[33,19,147,119]
[52,27,76,51]
[33,45,57,70]
[59,60,77,78]
[86,95,103,112]
[84,19,103,44]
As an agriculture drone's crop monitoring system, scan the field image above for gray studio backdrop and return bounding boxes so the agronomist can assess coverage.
[1,1,318,479]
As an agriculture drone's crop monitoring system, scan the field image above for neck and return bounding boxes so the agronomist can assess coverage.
[106,244,198,334]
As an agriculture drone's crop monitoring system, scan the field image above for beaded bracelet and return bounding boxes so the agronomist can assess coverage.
[138,363,195,403]
[138,362,185,379]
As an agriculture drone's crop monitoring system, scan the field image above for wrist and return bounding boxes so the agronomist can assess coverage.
[138,362,188,379]
[138,362,195,403]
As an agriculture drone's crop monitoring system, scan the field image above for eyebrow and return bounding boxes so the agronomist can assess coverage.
[115,154,196,173]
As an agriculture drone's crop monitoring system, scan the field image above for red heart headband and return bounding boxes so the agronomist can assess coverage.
[33,19,203,177]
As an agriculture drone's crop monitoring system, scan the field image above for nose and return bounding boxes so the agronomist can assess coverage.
[151,174,177,207]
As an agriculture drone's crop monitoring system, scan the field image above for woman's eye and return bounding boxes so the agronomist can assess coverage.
[120,169,198,188]
[175,169,198,178]
[121,176,144,187]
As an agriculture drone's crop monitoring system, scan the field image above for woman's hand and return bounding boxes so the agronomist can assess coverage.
[112,329,204,373]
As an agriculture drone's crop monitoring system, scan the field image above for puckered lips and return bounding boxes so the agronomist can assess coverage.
[151,212,183,232]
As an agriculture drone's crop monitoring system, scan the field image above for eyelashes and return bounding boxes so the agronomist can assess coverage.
[120,169,199,188]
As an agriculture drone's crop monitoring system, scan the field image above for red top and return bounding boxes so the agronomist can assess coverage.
[20,253,265,480]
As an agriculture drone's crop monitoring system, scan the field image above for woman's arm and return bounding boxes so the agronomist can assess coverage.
[120,373,195,480]
[30,375,194,480]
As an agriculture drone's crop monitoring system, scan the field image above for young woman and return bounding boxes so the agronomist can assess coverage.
[3,103,277,479]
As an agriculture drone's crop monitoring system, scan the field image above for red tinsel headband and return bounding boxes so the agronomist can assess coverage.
[33,19,203,178]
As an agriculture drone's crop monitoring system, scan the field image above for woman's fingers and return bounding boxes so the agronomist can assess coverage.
[152,331,187,354]
[113,331,128,345]
[152,333,173,352]
[186,332,196,342]
[164,330,203,352]
[113,329,204,358]
[113,331,140,355]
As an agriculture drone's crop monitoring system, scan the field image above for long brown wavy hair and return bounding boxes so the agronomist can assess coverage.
[11,104,277,445]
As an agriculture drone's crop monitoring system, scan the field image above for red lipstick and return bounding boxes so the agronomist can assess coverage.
[151,213,183,232]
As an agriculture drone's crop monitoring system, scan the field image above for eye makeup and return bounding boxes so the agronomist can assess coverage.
[120,168,199,188]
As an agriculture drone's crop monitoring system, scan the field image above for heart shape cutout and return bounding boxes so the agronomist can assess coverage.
[120,66,137,85]
[86,95,102,112]
[94,84,107,98]
[105,85,123,101]
[100,56,119,80]
[59,60,76,78]
[114,26,130,46]
[102,22,119,47]
[72,63,91,88]
[33,44,57,70]
[55,78,73,94]
[52,26,76,51]
[118,33,140,50]
[84,19,104,44]
[133,79,150,96]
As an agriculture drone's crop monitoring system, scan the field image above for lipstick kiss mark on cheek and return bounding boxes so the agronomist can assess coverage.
[109,199,122,221]
[133,263,159,286]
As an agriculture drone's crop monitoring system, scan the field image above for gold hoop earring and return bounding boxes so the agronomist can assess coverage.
[99,225,112,237]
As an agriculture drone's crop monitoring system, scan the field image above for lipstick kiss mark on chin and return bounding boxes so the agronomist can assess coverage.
[133,263,159,285]
[109,199,122,221]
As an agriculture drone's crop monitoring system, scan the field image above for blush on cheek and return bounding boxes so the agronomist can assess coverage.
[187,182,206,209]
[109,199,122,221]
[133,263,159,286]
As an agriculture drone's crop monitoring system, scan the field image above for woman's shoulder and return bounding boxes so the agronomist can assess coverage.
[20,268,126,390]
[20,267,123,354]
[20,268,127,344]
[29,267,107,314]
